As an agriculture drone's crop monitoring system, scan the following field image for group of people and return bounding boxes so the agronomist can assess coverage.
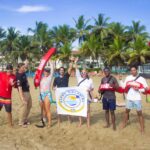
[99,66,148,134]
[0,63,32,127]
[0,58,149,134]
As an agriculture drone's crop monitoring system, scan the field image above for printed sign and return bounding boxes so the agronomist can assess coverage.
[56,87,87,117]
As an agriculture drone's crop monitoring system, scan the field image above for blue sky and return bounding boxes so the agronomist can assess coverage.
[0,0,150,34]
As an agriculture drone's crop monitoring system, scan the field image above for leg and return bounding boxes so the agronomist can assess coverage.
[121,109,130,129]
[137,110,144,134]
[4,103,13,127]
[87,104,90,128]
[104,110,110,128]
[19,102,28,126]
[78,116,82,127]
[40,101,46,120]
[57,114,61,127]
[102,98,110,128]
[25,93,32,123]
[67,115,72,124]
[44,96,51,127]
[0,105,3,111]
[110,110,116,130]
[6,112,13,127]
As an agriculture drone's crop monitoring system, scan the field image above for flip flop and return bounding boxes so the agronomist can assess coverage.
[35,119,45,128]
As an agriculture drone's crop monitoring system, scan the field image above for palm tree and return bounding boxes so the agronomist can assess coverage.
[0,27,6,68]
[1,27,20,63]
[73,15,92,44]
[107,36,127,66]
[127,35,150,65]
[108,22,126,38]
[0,27,6,53]
[127,21,149,41]
[80,34,101,66]
[50,24,76,47]
[92,13,109,39]
[58,42,72,63]
[0,27,6,40]
[28,21,52,53]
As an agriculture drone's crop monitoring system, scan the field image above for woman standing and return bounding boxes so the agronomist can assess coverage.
[75,59,94,128]
[39,61,54,127]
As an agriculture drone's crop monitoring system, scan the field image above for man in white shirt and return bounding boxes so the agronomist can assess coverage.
[120,66,148,134]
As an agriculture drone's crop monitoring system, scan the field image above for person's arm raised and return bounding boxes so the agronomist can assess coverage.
[67,62,73,75]
[49,60,55,78]
[74,57,82,81]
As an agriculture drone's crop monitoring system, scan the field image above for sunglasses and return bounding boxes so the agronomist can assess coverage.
[81,72,87,75]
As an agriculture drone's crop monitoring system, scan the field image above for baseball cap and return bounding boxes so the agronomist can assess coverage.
[44,68,50,73]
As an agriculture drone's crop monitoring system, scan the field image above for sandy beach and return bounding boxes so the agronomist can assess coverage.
[0,76,150,150]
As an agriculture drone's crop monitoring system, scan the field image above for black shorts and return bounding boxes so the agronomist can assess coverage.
[0,98,12,113]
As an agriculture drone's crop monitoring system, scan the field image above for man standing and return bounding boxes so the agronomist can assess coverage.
[16,63,32,128]
[0,64,16,127]
[99,67,119,130]
[53,64,73,126]
[120,66,148,134]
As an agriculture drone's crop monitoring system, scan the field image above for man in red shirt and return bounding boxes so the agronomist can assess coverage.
[0,64,16,127]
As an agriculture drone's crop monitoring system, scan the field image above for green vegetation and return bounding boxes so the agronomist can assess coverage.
[0,14,150,69]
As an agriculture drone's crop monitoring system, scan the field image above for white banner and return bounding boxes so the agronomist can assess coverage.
[55,87,87,117]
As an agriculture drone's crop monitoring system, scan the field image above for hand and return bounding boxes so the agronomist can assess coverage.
[69,62,73,68]
[9,79,14,86]
[118,74,123,80]
[22,97,27,104]
[145,87,149,91]
[24,59,29,68]
[133,86,139,91]
[53,87,57,91]
[74,57,79,64]
[69,56,75,62]
[109,83,114,88]
[12,81,16,87]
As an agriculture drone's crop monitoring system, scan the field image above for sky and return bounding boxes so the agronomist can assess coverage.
[0,0,150,34]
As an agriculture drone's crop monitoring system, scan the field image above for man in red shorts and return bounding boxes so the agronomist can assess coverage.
[0,64,16,127]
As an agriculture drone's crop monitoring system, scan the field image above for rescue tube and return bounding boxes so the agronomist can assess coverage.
[34,47,56,87]
[116,81,150,95]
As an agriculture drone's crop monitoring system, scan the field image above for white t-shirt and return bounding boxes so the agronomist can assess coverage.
[121,75,148,101]
[76,69,94,100]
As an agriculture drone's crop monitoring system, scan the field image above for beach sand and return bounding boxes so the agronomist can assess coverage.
[0,76,150,150]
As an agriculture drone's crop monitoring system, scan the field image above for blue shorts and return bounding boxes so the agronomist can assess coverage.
[102,97,116,111]
[126,100,142,111]
[39,91,53,103]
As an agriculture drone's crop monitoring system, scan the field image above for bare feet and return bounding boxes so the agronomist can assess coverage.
[47,124,51,128]
[9,124,13,128]
[58,122,60,127]
[140,129,144,135]
[87,124,90,128]
[78,123,82,127]
[113,124,116,131]
[120,123,126,129]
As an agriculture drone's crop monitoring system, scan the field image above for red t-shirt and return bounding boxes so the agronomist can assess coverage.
[0,72,16,99]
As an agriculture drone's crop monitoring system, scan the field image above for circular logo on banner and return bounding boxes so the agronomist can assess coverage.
[58,89,85,113]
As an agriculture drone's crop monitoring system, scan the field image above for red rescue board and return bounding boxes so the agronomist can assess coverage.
[34,47,56,87]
